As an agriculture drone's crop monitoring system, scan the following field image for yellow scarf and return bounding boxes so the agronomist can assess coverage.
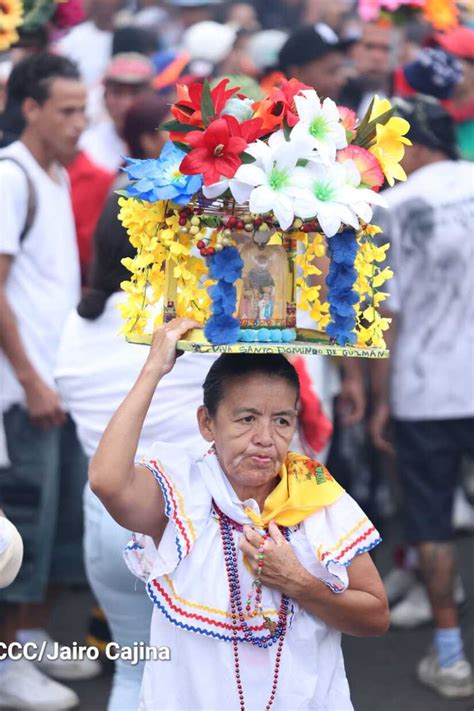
[244,452,345,528]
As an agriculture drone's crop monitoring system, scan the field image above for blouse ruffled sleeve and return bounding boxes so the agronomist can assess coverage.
[123,442,211,583]
[303,492,382,593]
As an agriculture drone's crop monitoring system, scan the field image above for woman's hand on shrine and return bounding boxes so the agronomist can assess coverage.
[240,522,312,597]
[146,318,201,376]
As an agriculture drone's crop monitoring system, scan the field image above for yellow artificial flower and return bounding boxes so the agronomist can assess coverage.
[369,119,411,186]
[368,96,412,187]
[369,97,392,122]
[0,25,18,50]
[0,0,22,30]
[424,0,458,30]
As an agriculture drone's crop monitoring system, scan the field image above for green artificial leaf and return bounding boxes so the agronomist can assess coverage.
[283,120,292,141]
[201,80,216,126]
[22,0,56,31]
[160,119,197,133]
[173,141,191,154]
[355,106,395,148]
[240,152,256,164]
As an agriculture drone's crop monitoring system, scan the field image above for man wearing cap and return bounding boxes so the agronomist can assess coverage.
[433,26,474,161]
[369,96,474,699]
[80,52,154,172]
[278,23,352,101]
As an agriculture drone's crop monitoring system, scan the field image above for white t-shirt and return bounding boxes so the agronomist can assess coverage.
[80,119,126,173]
[375,160,474,420]
[55,20,112,89]
[55,293,216,458]
[0,141,81,412]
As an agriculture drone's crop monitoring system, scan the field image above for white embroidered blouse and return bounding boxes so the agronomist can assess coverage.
[124,443,381,711]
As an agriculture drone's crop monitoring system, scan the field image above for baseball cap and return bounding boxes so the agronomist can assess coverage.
[278,23,354,73]
[403,48,462,100]
[104,52,154,84]
[434,26,474,61]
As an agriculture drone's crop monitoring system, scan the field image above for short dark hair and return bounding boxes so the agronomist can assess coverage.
[77,194,136,320]
[123,94,170,158]
[203,354,300,416]
[112,26,158,57]
[6,52,81,106]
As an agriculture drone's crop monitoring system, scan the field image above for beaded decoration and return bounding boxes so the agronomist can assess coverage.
[214,501,290,710]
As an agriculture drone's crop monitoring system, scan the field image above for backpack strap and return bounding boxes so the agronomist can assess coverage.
[0,156,37,243]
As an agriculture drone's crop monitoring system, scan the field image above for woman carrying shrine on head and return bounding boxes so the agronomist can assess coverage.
[90,318,389,710]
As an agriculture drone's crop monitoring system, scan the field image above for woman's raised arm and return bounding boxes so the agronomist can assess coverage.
[89,318,200,539]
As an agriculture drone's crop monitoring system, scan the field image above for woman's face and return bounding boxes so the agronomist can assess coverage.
[198,374,298,500]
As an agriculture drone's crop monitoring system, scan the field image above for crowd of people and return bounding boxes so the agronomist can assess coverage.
[0,0,473,709]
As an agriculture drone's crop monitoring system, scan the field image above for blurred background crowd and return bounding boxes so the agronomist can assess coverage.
[0,0,473,709]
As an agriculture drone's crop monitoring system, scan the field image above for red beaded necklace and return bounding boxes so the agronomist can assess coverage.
[214,501,290,711]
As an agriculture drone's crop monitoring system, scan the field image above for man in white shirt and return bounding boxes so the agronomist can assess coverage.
[0,53,99,710]
[80,52,154,172]
[370,96,474,700]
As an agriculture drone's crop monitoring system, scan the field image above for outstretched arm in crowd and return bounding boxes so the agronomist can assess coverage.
[89,318,200,540]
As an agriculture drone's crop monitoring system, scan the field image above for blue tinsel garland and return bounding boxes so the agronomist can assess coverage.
[325,229,358,346]
[204,246,244,344]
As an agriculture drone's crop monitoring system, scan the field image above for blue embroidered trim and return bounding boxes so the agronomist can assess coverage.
[141,461,184,562]
[324,536,382,570]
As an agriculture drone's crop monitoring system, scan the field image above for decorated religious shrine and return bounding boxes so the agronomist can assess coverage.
[117,78,413,357]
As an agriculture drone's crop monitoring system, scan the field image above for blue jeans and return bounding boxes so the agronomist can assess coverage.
[0,405,88,603]
[84,484,152,711]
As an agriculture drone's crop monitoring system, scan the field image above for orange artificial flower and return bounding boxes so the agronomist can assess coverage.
[424,0,458,30]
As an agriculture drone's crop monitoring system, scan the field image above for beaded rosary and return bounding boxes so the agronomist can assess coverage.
[214,501,290,711]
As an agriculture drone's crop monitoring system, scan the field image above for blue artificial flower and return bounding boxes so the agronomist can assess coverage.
[123,141,202,205]
[208,247,244,284]
[326,229,358,346]
[205,314,241,344]
[207,282,237,316]
[326,265,357,290]
[326,322,357,346]
[327,236,358,266]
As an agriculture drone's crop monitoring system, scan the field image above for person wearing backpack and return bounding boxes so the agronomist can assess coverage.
[0,53,100,709]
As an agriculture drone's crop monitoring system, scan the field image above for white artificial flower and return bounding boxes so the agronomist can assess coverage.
[291,90,347,164]
[231,137,308,229]
[202,177,253,203]
[338,158,387,224]
[292,162,361,237]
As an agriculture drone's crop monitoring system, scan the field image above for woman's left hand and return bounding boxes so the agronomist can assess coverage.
[239,521,311,597]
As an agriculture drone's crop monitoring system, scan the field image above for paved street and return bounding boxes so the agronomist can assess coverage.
[49,529,474,711]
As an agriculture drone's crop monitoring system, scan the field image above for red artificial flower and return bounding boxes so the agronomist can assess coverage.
[170,79,239,133]
[253,77,312,133]
[180,115,262,186]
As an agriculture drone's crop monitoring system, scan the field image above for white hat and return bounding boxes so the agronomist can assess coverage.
[247,30,288,72]
[183,21,237,64]
[0,517,23,589]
